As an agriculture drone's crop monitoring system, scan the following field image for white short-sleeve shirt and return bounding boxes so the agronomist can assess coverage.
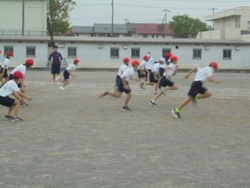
[139,60,146,70]
[163,63,176,77]
[11,64,26,75]
[151,63,160,73]
[1,58,10,69]
[66,64,77,71]
[146,56,154,70]
[194,66,213,82]
[0,80,20,97]
[121,67,135,81]
[117,64,128,76]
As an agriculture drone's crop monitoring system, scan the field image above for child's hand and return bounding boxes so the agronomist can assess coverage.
[27,97,33,101]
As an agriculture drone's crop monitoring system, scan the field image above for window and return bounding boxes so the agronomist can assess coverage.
[131,48,140,58]
[143,34,147,38]
[193,49,202,59]
[4,46,14,56]
[162,48,171,57]
[152,34,155,38]
[223,49,232,60]
[235,18,241,28]
[26,46,35,57]
[110,48,119,58]
[68,47,77,58]
[247,21,250,31]
[98,34,106,37]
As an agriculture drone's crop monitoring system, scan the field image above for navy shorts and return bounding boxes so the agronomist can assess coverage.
[118,79,131,94]
[51,64,60,74]
[0,96,15,108]
[137,70,145,78]
[149,72,158,83]
[0,67,8,78]
[63,70,70,80]
[8,74,21,88]
[187,81,207,98]
[115,75,121,87]
[159,76,174,88]
[159,67,165,77]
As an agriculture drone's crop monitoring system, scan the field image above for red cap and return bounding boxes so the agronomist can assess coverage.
[165,52,172,58]
[123,57,130,63]
[170,55,179,61]
[13,71,25,79]
[143,55,149,60]
[131,60,140,66]
[0,50,2,54]
[6,52,13,57]
[74,58,80,63]
[25,58,34,66]
[209,61,218,70]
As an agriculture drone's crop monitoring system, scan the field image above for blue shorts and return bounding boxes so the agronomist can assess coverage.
[159,67,165,77]
[115,75,121,87]
[8,74,21,88]
[118,79,131,94]
[188,81,207,98]
[0,96,15,108]
[0,67,8,78]
[159,76,174,88]
[63,70,70,80]
[137,70,145,78]
[149,72,158,83]
[51,64,60,74]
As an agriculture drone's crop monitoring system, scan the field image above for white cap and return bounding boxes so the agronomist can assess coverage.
[159,57,166,63]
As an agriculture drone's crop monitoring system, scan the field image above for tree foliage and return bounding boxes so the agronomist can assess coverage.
[47,0,76,44]
[169,14,212,38]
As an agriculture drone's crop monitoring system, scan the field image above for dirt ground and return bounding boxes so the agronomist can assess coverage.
[0,70,250,188]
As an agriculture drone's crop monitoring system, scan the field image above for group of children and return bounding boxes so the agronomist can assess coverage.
[99,52,221,118]
[0,49,80,122]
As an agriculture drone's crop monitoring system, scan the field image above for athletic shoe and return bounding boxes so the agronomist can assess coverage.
[51,82,55,85]
[161,87,167,95]
[98,91,108,98]
[171,109,181,119]
[122,106,131,111]
[149,100,157,107]
[21,103,29,107]
[192,96,198,105]
[140,82,145,89]
[5,115,13,120]
[59,86,65,91]
[11,117,24,122]
[153,91,157,95]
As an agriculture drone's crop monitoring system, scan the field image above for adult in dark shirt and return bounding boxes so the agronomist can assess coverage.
[48,45,63,85]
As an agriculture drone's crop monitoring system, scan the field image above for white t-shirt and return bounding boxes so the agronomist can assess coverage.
[151,63,160,73]
[117,64,128,76]
[66,64,77,71]
[194,66,213,82]
[1,58,10,69]
[11,64,26,75]
[159,62,167,69]
[121,67,135,81]
[0,80,20,97]
[146,56,154,70]
[163,63,176,77]
[139,60,146,70]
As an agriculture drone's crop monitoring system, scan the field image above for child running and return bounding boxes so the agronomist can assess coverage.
[0,52,13,87]
[171,61,221,119]
[0,71,33,122]
[113,57,130,93]
[138,55,149,88]
[149,55,179,106]
[99,60,141,111]
[56,58,80,90]
[140,57,166,95]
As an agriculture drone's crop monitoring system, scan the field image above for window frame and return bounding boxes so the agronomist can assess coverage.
[193,48,202,59]
[223,49,232,60]
[4,46,14,56]
[131,48,140,59]
[26,46,36,57]
[110,48,119,59]
[67,47,77,58]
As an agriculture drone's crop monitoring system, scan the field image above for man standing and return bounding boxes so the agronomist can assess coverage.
[48,45,63,85]
[145,52,154,81]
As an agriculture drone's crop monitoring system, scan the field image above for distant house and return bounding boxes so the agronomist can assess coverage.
[197,6,250,41]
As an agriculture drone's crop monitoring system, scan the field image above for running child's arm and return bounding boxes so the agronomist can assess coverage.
[17,91,33,101]
[207,77,222,83]
[12,92,23,102]
[122,77,129,89]
[164,67,170,80]
[173,65,179,76]
[67,70,76,78]
[131,77,141,82]
[184,67,198,79]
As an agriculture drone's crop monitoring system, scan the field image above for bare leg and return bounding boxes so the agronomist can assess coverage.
[62,79,70,87]
[167,84,178,90]
[177,96,193,110]
[197,90,212,99]
[151,90,163,102]
[124,92,132,106]
[8,100,20,118]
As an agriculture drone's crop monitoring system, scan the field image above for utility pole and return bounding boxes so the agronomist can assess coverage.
[209,7,217,29]
[162,9,170,24]
[111,0,114,36]
[22,0,25,36]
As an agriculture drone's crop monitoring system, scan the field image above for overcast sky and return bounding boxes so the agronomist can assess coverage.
[69,0,250,27]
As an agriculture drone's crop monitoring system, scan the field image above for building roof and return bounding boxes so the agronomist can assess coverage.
[134,23,174,35]
[205,6,250,21]
[72,26,94,34]
[93,23,127,34]
[126,22,146,32]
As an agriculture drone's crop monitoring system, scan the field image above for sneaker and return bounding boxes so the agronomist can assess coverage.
[5,115,13,120]
[140,82,145,89]
[51,82,55,85]
[149,100,157,107]
[11,117,24,122]
[98,91,108,98]
[192,96,198,105]
[153,91,157,95]
[21,103,29,107]
[122,106,131,111]
[161,87,167,95]
[59,86,65,91]
[171,109,181,119]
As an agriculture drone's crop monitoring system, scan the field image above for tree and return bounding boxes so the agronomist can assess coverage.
[47,0,76,46]
[169,14,212,38]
